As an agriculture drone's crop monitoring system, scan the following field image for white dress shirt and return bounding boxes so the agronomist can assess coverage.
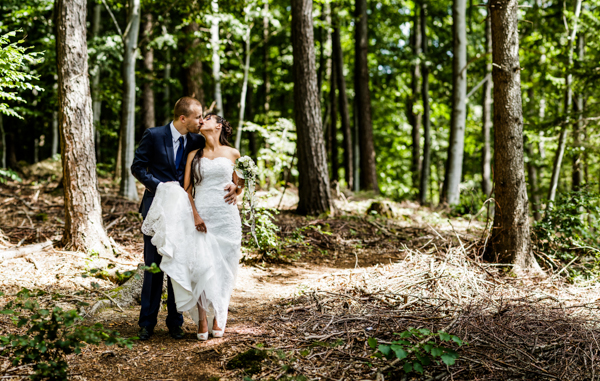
[169,122,187,159]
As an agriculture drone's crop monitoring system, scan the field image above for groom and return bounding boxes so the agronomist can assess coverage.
[131,97,237,340]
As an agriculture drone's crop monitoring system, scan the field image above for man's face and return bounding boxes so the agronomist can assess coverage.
[181,104,204,134]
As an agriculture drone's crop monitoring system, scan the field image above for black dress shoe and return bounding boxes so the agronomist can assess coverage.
[138,327,152,341]
[168,326,185,340]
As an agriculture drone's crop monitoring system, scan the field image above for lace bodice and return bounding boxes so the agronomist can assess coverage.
[194,157,236,206]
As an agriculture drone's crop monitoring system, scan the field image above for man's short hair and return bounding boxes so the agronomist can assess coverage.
[173,97,202,119]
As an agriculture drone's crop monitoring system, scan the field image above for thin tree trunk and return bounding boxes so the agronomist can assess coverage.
[572,34,585,190]
[291,0,333,216]
[247,82,257,159]
[235,10,252,151]
[354,0,379,193]
[419,2,431,205]
[443,0,468,205]
[52,111,59,156]
[409,2,422,193]
[0,114,5,168]
[330,57,339,182]
[163,48,171,123]
[353,99,359,191]
[211,0,223,114]
[56,0,112,254]
[482,13,492,196]
[119,0,141,201]
[91,2,102,161]
[332,26,353,189]
[184,21,204,105]
[487,0,538,272]
[548,0,582,202]
[142,13,155,130]
[263,0,270,123]
[526,141,542,221]
[34,138,39,163]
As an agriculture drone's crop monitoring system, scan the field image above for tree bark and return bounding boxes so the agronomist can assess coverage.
[572,34,585,190]
[354,0,379,193]
[487,0,538,272]
[263,0,270,123]
[330,57,339,182]
[419,2,431,205]
[332,26,353,189]
[443,0,468,205]
[548,0,582,202]
[184,21,205,105]
[235,8,252,150]
[211,0,223,114]
[163,48,171,124]
[51,112,59,157]
[91,2,102,161]
[119,0,140,201]
[482,13,493,196]
[291,0,333,216]
[56,0,112,254]
[408,3,422,193]
[142,13,155,130]
[526,140,542,221]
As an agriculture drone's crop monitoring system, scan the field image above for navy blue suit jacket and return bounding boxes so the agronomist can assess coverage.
[131,124,205,218]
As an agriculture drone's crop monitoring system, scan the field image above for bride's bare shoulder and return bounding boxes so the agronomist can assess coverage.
[187,149,201,161]
[225,147,241,161]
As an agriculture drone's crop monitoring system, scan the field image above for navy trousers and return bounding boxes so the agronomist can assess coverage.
[138,233,183,331]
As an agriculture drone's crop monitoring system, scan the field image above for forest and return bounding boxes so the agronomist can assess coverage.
[1,0,600,379]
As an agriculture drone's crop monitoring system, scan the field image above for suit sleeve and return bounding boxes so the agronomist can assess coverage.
[131,128,161,193]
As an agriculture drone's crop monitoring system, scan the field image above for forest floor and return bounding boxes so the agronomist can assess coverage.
[2,174,600,380]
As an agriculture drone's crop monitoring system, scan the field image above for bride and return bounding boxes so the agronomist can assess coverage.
[141,113,243,341]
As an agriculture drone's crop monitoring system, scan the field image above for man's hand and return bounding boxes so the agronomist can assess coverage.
[224,183,238,205]
[194,213,207,233]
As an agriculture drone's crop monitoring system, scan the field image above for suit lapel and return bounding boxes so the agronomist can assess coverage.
[163,124,176,175]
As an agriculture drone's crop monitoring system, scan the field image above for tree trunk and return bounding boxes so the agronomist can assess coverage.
[332,26,353,189]
[91,2,102,161]
[51,111,59,156]
[263,0,270,123]
[0,114,5,168]
[119,0,140,201]
[354,0,379,193]
[443,0,468,205]
[330,57,339,182]
[56,0,112,254]
[526,140,542,221]
[291,0,333,216]
[487,0,538,272]
[572,35,585,190]
[34,138,39,163]
[548,0,582,202]
[142,13,156,130]
[235,10,252,151]
[481,13,493,196]
[184,21,205,105]
[211,0,223,115]
[353,99,359,191]
[419,2,431,205]
[408,3,422,193]
[163,48,171,124]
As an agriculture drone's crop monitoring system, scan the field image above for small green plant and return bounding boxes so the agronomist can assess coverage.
[369,328,464,375]
[0,289,133,380]
[0,168,22,183]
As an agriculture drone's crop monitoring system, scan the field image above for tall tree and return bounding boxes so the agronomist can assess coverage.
[234,2,253,150]
[330,58,339,182]
[263,0,270,123]
[408,2,422,193]
[163,47,171,124]
[51,110,58,156]
[119,0,141,201]
[90,2,102,160]
[487,0,539,272]
[548,0,583,202]
[211,0,223,114]
[572,34,585,190]
[419,2,431,205]
[56,0,112,254]
[291,0,333,215]
[443,0,468,205]
[481,13,492,196]
[354,0,379,193]
[142,13,156,130]
[184,21,205,105]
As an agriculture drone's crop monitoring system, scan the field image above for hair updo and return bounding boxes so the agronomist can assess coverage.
[188,113,233,191]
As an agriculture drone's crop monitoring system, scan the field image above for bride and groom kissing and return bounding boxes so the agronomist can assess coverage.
[131,96,245,341]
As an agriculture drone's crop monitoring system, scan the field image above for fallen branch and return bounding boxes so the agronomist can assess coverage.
[0,241,52,262]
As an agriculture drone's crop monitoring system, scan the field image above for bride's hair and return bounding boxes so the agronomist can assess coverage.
[188,114,233,190]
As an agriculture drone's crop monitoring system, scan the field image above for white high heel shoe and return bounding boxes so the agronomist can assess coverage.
[197,331,209,341]
[211,329,224,338]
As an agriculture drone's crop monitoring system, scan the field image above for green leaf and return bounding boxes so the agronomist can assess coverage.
[368,337,378,349]
[413,361,424,374]
[439,331,451,341]
[390,345,408,360]
[452,336,463,346]
[378,344,392,358]
[403,362,413,373]
[430,347,444,357]
[441,353,458,366]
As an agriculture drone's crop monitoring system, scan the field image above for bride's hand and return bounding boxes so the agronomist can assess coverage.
[194,213,207,233]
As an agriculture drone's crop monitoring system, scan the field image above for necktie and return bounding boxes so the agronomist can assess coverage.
[175,136,185,170]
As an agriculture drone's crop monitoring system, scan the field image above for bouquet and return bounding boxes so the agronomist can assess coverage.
[234,156,259,247]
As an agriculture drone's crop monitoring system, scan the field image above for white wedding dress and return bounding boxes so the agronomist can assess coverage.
[141,157,242,330]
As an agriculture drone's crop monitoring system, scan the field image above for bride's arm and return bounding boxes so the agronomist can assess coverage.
[184,150,207,233]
